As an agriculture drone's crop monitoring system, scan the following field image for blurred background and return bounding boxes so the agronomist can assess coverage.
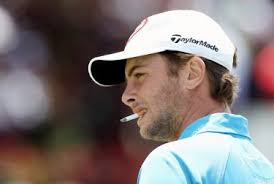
[0,0,273,183]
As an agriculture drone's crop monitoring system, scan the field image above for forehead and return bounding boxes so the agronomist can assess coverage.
[125,54,165,72]
[125,54,165,80]
[126,55,152,68]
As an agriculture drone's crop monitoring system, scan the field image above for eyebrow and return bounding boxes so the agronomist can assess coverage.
[126,64,147,80]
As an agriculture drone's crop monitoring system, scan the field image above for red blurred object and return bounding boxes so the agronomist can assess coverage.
[253,43,274,96]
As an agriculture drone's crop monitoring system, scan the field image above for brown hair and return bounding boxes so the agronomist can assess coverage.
[160,51,239,107]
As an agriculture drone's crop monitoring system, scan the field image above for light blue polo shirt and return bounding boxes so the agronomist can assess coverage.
[137,113,274,184]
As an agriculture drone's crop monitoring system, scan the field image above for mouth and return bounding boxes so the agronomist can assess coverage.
[136,109,147,126]
[133,108,146,118]
[131,105,147,125]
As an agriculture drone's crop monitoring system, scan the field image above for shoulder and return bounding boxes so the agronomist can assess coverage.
[147,132,232,163]
[137,141,192,184]
[138,133,233,184]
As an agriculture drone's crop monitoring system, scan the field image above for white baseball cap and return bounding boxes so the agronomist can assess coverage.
[88,10,235,87]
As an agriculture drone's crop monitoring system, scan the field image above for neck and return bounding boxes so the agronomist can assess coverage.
[172,99,229,141]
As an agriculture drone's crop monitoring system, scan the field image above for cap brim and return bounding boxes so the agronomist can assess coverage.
[88,48,166,87]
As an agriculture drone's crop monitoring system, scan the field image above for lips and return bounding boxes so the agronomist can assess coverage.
[132,108,146,127]
[132,106,147,118]
[134,109,146,118]
[137,109,147,118]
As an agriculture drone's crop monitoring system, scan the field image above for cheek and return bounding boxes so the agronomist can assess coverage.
[142,85,161,107]
[143,86,168,116]
[138,75,174,112]
[137,79,157,102]
[137,86,161,122]
[153,80,182,111]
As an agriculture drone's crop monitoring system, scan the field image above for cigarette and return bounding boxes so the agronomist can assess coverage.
[120,113,139,123]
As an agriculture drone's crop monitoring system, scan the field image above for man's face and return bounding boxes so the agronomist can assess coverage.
[122,54,189,142]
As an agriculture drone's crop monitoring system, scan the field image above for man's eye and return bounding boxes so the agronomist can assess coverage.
[134,73,145,79]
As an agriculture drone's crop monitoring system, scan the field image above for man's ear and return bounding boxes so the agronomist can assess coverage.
[183,56,206,90]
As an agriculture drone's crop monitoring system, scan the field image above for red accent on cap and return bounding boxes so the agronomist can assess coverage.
[126,18,148,45]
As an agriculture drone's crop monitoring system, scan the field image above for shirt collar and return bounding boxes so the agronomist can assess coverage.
[179,113,251,140]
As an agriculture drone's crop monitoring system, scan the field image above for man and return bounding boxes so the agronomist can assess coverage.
[88,10,274,183]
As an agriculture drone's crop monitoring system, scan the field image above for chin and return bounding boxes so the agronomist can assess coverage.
[139,124,154,140]
[139,126,168,142]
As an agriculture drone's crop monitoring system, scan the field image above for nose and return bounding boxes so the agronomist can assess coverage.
[122,82,137,107]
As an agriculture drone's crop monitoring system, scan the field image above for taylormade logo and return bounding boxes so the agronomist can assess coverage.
[170,34,219,52]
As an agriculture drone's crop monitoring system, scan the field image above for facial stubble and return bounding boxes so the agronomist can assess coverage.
[140,77,184,142]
